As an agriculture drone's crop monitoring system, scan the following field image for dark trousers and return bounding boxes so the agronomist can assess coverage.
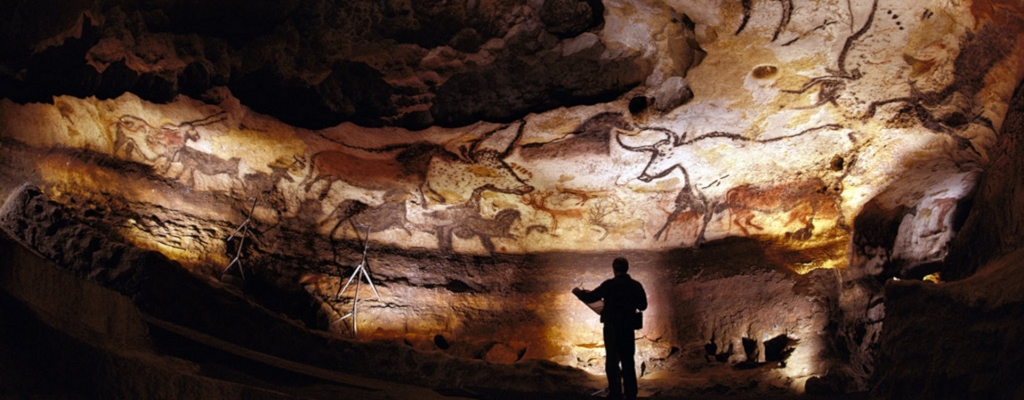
[603,322,637,398]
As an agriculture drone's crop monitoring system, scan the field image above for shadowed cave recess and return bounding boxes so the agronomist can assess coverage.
[2,0,1024,399]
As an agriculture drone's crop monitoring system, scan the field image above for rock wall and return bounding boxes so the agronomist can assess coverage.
[943,80,1024,280]
[0,184,603,396]
[2,0,1024,396]
[868,80,1024,399]
[0,183,847,396]
[3,0,1020,258]
[872,249,1024,399]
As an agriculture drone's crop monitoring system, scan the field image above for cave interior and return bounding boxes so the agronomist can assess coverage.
[2,0,1024,399]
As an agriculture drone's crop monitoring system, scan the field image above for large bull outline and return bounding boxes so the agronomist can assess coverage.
[616,124,849,246]
[112,112,226,172]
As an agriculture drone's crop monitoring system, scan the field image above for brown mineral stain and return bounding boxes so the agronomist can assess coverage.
[972,0,1024,28]
[752,65,778,79]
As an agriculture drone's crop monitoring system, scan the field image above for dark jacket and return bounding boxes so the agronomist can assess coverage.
[574,273,647,325]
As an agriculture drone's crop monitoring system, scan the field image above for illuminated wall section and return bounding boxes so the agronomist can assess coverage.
[1,0,1023,396]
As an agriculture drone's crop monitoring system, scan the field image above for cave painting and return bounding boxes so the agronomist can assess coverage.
[520,189,591,234]
[246,0,1008,253]
[863,20,1009,157]
[303,122,532,209]
[94,99,860,253]
[517,112,628,161]
[735,0,793,42]
[588,196,648,241]
[109,111,250,191]
[779,0,991,156]
[244,156,306,220]
[717,179,840,239]
[617,124,852,245]
[301,144,434,204]
[321,198,408,241]
[170,146,243,188]
[516,186,648,242]
[778,0,872,111]
[112,112,226,171]
[426,185,522,254]
[77,0,1010,256]
[421,123,534,204]
[299,123,533,254]
[297,144,438,243]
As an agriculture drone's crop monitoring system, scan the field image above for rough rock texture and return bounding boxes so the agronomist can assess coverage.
[872,249,1024,399]
[2,0,1024,397]
[0,0,675,130]
[0,184,601,396]
[943,81,1024,280]
[868,82,1024,399]
[0,183,846,397]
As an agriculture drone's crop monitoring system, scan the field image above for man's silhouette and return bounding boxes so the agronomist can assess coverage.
[573,257,648,399]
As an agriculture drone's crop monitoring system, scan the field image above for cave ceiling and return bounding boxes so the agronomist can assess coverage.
[2,0,1024,272]
[4,0,1024,395]
[2,0,1024,263]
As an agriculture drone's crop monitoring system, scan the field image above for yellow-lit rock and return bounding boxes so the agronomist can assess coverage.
[2,0,1024,397]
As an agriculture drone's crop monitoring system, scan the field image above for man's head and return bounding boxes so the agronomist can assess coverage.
[613,257,629,275]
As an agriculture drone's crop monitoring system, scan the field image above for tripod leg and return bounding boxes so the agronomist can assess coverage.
[223,232,247,277]
[336,263,363,300]
[353,277,361,336]
[225,219,249,242]
[361,264,382,301]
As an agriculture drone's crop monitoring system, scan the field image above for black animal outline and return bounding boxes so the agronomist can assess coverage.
[780,0,876,109]
[243,155,307,220]
[425,184,522,254]
[616,124,847,246]
[112,112,226,171]
[735,0,794,42]
[860,20,1015,157]
[420,120,535,204]
[781,0,1000,158]
[169,145,244,190]
[321,196,412,241]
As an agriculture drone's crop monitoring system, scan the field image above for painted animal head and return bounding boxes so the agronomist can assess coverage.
[170,112,227,143]
[472,150,535,194]
[169,122,202,142]
[615,127,687,182]
[494,208,522,227]
[116,115,150,134]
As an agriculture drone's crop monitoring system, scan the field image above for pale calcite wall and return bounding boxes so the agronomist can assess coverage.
[2,0,1024,395]
[3,0,1020,261]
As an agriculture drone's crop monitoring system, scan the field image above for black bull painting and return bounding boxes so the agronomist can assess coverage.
[615,124,853,245]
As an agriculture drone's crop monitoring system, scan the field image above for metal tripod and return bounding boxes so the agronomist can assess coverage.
[335,224,381,336]
[223,196,258,281]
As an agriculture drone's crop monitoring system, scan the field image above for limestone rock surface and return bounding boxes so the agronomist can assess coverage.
[2,0,1024,397]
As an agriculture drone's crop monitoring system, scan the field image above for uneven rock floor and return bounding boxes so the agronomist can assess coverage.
[0,289,867,400]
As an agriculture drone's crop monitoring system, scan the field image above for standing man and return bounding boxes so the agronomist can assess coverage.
[573,257,648,400]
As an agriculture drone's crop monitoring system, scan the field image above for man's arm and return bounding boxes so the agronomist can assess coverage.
[573,282,607,304]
